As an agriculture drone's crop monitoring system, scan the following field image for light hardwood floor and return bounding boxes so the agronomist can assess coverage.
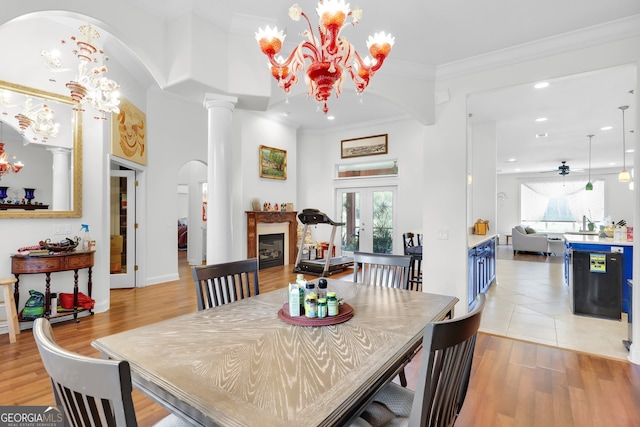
[1,252,639,426]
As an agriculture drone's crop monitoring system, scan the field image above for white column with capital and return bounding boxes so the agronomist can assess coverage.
[48,147,72,210]
[203,93,238,264]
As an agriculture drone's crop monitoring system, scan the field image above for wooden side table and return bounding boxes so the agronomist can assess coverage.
[11,251,95,322]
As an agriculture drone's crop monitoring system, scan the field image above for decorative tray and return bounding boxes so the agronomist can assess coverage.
[278,302,354,326]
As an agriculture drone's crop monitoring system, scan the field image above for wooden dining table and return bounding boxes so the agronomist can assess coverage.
[92,279,458,427]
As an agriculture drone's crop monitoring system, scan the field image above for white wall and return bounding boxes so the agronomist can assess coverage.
[143,88,208,285]
[296,118,425,256]
[236,111,298,261]
[470,122,498,232]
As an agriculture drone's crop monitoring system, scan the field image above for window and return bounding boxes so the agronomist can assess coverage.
[520,179,604,232]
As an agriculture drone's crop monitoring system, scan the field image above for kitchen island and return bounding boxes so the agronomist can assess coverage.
[564,234,633,314]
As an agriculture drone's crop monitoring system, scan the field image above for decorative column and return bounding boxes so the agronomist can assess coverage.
[203,93,238,264]
[48,147,72,210]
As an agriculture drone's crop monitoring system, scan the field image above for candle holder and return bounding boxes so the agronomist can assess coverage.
[24,188,35,205]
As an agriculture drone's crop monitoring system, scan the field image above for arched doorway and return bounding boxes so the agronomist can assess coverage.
[177,160,207,266]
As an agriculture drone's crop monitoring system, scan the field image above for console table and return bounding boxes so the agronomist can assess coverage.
[11,250,95,322]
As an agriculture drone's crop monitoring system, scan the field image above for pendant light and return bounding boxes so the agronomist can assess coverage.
[585,134,594,190]
[618,106,631,183]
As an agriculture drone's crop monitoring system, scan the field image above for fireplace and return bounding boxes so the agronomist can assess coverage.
[258,233,285,269]
[246,211,298,265]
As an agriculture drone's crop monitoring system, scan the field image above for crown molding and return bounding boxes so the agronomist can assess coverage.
[436,14,640,81]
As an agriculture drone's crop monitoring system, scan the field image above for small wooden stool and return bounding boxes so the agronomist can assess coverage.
[0,278,20,343]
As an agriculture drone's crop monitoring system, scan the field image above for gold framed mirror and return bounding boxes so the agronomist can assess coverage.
[0,80,82,218]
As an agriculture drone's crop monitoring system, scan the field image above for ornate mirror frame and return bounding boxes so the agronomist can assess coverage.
[0,80,82,218]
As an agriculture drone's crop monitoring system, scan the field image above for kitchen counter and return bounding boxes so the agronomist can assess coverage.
[468,233,498,249]
[564,234,633,246]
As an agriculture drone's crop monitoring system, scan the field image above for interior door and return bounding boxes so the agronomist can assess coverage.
[110,169,136,288]
[337,187,396,255]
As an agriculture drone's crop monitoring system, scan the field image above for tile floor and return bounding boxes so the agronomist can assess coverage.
[480,246,630,361]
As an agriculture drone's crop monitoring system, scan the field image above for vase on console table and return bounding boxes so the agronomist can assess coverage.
[24,188,35,205]
[0,186,7,204]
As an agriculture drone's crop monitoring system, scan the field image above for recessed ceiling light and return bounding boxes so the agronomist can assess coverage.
[507,158,517,162]
[515,168,521,172]
[601,126,613,131]
[536,133,548,138]
[534,82,550,89]
[627,149,635,153]
[281,112,290,117]
[535,117,548,122]
[609,162,616,166]
[327,115,335,120]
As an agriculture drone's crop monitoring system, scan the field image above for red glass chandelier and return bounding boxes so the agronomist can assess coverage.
[0,123,24,179]
[255,0,394,114]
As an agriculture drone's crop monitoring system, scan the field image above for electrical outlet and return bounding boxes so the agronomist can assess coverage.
[611,246,624,253]
[438,229,448,240]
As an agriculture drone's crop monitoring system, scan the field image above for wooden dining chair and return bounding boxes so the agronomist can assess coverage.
[191,258,260,310]
[402,232,416,253]
[353,251,413,386]
[351,294,486,427]
[353,252,412,290]
[32,318,190,427]
[402,233,423,291]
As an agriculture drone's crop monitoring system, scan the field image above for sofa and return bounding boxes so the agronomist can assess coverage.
[512,226,548,255]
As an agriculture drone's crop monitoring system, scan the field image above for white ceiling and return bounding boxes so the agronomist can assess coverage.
[469,65,637,175]
[1,1,639,173]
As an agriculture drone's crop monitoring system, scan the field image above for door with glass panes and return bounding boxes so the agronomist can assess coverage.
[336,187,396,255]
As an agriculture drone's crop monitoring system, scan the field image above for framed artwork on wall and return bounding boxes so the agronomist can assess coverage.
[111,97,147,165]
[259,145,287,180]
[341,134,388,159]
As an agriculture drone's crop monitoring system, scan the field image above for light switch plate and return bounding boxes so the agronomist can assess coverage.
[53,223,72,235]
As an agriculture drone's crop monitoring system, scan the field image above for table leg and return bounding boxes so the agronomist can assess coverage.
[73,269,79,322]
[45,273,51,316]
[88,266,93,302]
[13,274,20,311]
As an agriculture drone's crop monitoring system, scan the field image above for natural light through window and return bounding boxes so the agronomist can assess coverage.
[520,179,605,232]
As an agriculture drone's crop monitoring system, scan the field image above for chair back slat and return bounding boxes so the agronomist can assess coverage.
[353,252,412,289]
[409,294,485,427]
[191,258,260,310]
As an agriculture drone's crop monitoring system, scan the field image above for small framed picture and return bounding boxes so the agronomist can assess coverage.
[259,145,287,180]
[341,134,388,159]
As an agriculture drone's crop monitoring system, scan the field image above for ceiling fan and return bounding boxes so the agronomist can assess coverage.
[542,161,584,176]
[557,161,570,176]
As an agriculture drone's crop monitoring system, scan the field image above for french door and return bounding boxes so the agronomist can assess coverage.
[110,169,136,288]
[336,186,396,255]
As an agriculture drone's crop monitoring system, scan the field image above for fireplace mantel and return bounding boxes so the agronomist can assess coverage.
[247,211,298,265]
